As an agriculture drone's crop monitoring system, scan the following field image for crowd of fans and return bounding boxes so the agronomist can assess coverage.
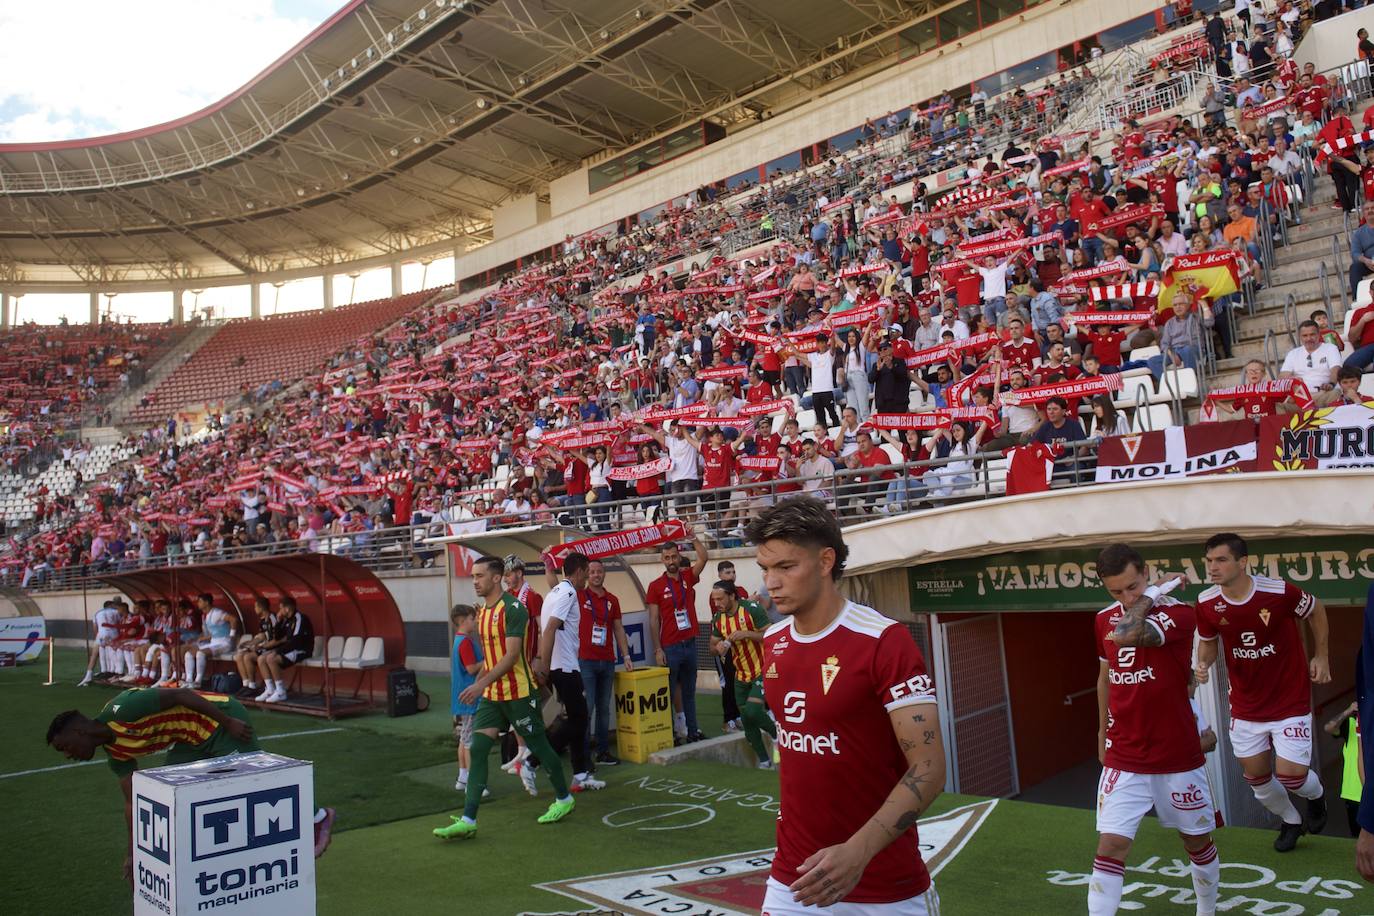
[4,2,1374,587]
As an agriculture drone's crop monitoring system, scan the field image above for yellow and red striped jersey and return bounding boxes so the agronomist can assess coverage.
[477,592,535,701]
[713,599,770,683]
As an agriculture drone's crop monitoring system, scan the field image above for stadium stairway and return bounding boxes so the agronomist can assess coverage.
[1222,178,1353,381]
[106,322,220,427]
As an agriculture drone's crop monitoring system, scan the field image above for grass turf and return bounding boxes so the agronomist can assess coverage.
[4,655,1371,915]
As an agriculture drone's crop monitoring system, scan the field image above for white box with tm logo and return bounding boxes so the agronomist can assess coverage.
[131,751,315,916]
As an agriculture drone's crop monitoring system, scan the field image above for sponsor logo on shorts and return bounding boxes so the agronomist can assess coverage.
[1170,783,1207,811]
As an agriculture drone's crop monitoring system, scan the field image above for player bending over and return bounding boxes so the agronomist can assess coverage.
[1091,543,1219,916]
[45,687,335,883]
[1194,532,1331,850]
[748,497,946,913]
[433,555,575,840]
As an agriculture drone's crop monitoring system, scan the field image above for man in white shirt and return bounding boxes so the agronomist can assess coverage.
[1267,138,1302,180]
[940,306,971,341]
[642,420,702,523]
[1280,321,1342,392]
[975,254,1014,327]
[534,552,602,792]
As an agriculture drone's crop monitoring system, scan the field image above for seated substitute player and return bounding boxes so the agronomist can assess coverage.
[1194,532,1331,851]
[433,555,575,840]
[1091,544,1219,916]
[254,596,314,703]
[45,687,336,883]
[708,581,776,769]
[748,497,946,913]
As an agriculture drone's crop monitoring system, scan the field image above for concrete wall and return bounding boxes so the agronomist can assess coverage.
[1294,6,1374,73]
[492,194,545,238]
[459,0,1161,278]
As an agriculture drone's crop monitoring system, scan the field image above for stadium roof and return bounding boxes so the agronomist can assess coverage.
[0,0,927,291]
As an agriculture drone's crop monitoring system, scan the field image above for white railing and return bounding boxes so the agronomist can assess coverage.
[1097,66,1212,131]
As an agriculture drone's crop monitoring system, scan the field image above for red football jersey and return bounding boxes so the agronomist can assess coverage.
[763,602,936,903]
[701,443,735,488]
[1001,338,1040,371]
[577,587,622,662]
[1196,576,1317,721]
[1096,598,1205,775]
[513,582,543,662]
[647,568,699,647]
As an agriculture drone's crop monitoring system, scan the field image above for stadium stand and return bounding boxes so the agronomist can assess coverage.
[124,292,434,426]
[2,1,1373,593]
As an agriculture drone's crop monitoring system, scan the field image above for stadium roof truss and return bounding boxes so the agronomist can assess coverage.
[0,0,939,290]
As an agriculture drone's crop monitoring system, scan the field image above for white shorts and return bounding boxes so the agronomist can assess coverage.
[1230,713,1313,766]
[762,877,941,915]
[1096,766,1216,839]
[203,638,235,656]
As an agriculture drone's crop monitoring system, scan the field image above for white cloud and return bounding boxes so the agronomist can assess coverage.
[0,1,334,142]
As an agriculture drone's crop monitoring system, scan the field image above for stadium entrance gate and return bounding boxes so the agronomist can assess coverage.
[907,535,1368,829]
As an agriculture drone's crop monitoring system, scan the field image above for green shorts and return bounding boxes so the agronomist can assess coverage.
[733,677,766,707]
[472,695,546,737]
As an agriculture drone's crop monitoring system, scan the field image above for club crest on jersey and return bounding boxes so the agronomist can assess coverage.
[820,656,840,695]
[764,662,778,680]
[1258,608,1271,627]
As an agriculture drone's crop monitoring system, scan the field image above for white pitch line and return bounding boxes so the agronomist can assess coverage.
[0,727,345,780]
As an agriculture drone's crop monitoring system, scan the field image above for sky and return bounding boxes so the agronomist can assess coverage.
[0,1,343,143]
[0,1,460,325]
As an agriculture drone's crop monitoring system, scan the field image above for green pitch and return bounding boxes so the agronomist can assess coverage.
[3,656,1370,915]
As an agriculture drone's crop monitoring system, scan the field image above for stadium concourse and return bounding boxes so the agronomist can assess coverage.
[3,0,1374,913]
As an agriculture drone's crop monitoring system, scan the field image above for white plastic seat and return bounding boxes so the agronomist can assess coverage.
[341,636,385,669]
[1128,345,1161,363]
[302,635,344,668]
[1129,403,1174,432]
[1158,367,1199,401]
[982,457,1008,495]
[336,636,364,667]
[1360,374,1374,398]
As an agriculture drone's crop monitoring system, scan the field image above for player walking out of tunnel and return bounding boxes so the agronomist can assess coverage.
[1194,532,1331,851]
[749,497,946,914]
[1090,544,1219,916]
[434,555,574,840]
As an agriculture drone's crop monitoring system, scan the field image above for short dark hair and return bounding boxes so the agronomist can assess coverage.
[199,593,214,605]
[1097,543,1146,579]
[279,596,298,613]
[1309,309,1329,320]
[1338,366,1362,382]
[744,497,849,581]
[1046,396,1069,410]
[475,555,505,576]
[1203,532,1248,559]
[450,603,476,620]
[1298,319,1320,333]
[717,560,735,572]
[46,710,81,745]
[562,551,590,577]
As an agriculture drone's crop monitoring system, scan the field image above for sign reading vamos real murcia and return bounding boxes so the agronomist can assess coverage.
[908,537,1374,612]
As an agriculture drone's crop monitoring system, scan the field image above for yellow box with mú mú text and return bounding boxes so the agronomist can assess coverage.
[614,666,673,763]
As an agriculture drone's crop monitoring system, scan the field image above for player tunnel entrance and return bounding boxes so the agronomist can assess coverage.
[901,534,1365,831]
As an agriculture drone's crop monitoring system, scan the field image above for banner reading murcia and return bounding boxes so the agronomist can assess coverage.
[1258,403,1374,471]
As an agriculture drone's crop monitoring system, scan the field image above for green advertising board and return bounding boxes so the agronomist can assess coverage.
[908,537,1374,612]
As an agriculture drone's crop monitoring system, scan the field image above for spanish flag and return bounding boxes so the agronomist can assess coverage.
[1158,249,1239,313]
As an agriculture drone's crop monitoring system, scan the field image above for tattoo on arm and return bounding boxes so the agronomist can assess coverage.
[1112,613,1164,647]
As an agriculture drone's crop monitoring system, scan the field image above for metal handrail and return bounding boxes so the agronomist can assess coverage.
[1331,235,1350,322]
[1261,329,1281,379]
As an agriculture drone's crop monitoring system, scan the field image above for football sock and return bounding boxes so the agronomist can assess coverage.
[458,767,469,783]
[184,651,195,679]
[674,712,687,735]
[314,809,327,824]
[742,700,777,762]
[522,730,569,798]
[1188,841,1219,914]
[1278,770,1323,800]
[160,654,173,680]
[194,653,206,684]
[1245,774,1302,825]
[464,733,495,821]
[123,650,136,674]
[1088,855,1125,915]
